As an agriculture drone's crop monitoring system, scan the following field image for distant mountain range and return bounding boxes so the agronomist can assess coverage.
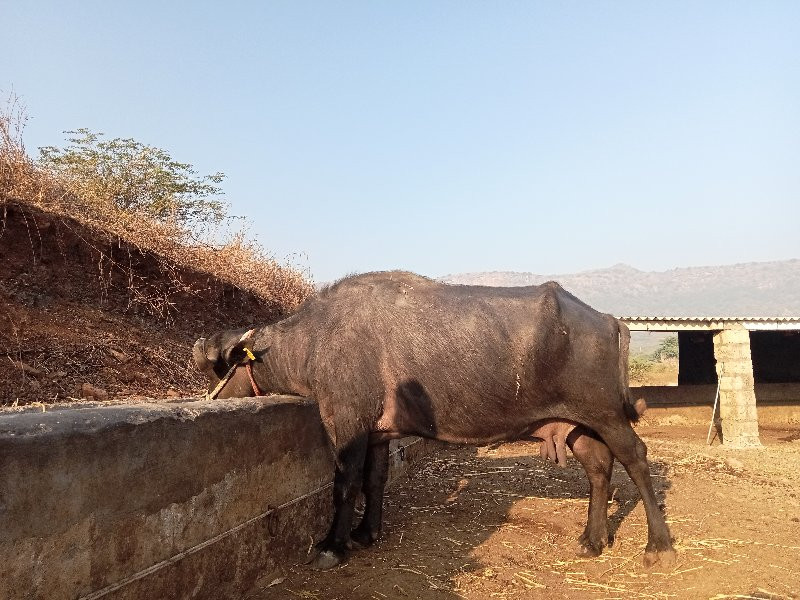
[441,260,800,317]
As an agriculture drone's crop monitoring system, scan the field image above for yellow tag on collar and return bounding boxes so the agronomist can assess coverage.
[244,347,256,361]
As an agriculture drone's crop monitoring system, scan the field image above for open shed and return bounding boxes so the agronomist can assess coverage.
[621,316,800,448]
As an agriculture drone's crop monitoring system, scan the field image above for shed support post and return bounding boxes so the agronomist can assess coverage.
[712,326,761,448]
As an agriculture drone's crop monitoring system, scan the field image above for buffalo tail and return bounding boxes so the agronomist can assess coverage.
[619,321,646,423]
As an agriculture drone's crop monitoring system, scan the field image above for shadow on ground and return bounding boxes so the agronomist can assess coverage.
[254,440,672,600]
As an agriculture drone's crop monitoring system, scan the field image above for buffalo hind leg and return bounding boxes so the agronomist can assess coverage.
[351,440,390,548]
[567,427,614,557]
[597,422,676,567]
[308,435,369,570]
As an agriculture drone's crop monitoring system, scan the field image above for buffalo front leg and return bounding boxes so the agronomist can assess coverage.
[351,440,390,548]
[597,422,676,567]
[309,435,369,570]
[568,427,614,557]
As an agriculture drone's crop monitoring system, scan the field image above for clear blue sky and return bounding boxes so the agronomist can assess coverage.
[4,1,799,282]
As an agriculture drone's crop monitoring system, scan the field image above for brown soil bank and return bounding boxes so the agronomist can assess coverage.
[0,201,304,405]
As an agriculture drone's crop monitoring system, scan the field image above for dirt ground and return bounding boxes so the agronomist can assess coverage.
[254,424,800,600]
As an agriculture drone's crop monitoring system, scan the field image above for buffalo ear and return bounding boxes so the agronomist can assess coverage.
[221,328,256,365]
[192,337,220,372]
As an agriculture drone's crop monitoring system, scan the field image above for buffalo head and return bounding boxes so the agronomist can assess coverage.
[193,327,261,399]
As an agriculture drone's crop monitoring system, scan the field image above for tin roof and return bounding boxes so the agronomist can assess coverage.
[619,315,800,331]
[619,315,800,322]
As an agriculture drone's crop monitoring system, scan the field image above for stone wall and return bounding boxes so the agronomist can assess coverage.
[713,327,761,447]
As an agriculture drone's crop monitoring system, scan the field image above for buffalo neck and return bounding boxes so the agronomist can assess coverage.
[260,318,313,397]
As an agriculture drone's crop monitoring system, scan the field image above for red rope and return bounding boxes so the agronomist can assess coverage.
[245,362,264,396]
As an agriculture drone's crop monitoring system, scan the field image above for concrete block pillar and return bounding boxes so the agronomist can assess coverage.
[713,326,761,448]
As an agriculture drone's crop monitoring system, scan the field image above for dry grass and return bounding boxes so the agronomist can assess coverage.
[630,361,678,387]
[0,100,313,315]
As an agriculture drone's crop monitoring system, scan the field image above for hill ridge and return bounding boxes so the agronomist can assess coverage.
[441,259,800,317]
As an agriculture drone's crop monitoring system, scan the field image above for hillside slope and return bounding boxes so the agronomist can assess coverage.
[443,261,800,317]
[0,201,302,406]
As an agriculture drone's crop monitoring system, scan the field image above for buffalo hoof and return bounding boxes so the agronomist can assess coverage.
[575,540,603,558]
[643,548,677,568]
[575,532,606,558]
[350,526,379,549]
[308,549,345,570]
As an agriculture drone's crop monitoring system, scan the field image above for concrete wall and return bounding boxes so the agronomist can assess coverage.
[630,383,800,425]
[0,397,430,600]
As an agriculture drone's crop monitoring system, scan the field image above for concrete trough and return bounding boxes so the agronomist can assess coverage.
[0,397,429,600]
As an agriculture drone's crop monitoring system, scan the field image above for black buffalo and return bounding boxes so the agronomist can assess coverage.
[193,271,675,569]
